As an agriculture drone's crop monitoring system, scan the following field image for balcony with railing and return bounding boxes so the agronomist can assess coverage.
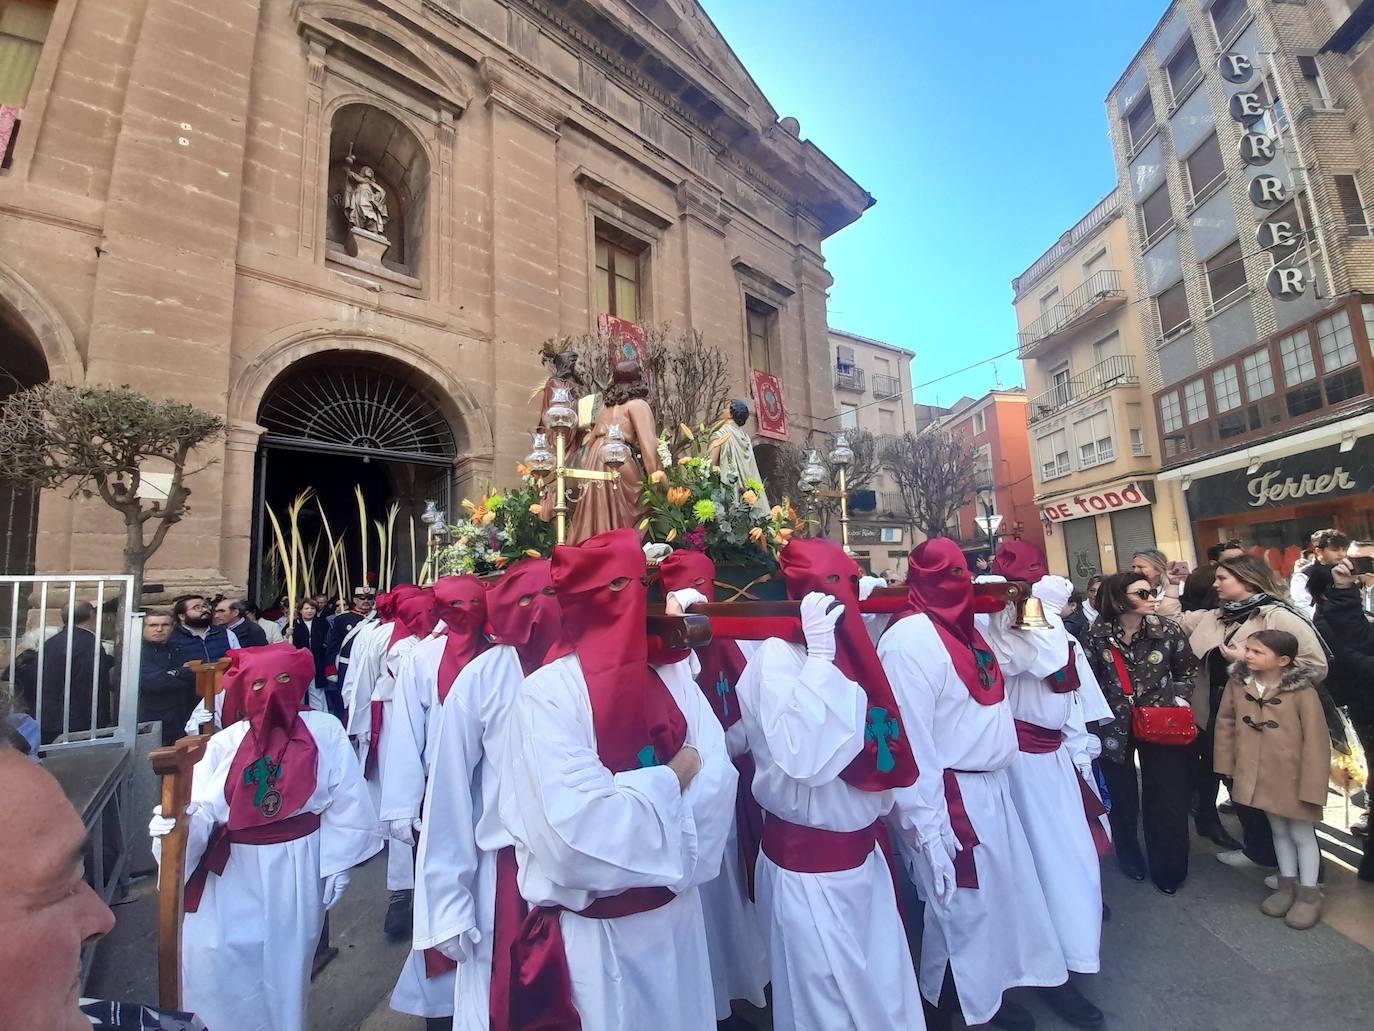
[872,373,902,399]
[1156,296,1374,466]
[1017,269,1127,358]
[1028,355,1140,424]
[834,364,866,392]
[1013,190,1121,295]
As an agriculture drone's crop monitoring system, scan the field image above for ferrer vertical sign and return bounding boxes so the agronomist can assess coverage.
[1220,51,1307,301]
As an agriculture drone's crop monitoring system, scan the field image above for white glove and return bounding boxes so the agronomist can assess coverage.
[665,588,709,612]
[858,576,887,601]
[799,591,843,662]
[928,844,959,908]
[643,542,672,563]
[435,936,466,962]
[322,872,350,910]
[148,805,176,839]
[386,817,422,846]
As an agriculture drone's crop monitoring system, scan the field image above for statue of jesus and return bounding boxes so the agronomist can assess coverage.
[710,399,770,515]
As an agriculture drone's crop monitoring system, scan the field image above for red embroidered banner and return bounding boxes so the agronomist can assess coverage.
[750,369,788,441]
[598,314,649,369]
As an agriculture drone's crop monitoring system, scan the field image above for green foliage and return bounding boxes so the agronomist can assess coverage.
[433,474,556,576]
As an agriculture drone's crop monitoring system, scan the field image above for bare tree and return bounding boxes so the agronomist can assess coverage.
[765,428,881,536]
[0,384,224,600]
[555,324,732,454]
[882,427,978,540]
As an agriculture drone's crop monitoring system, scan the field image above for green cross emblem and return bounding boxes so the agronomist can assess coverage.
[865,706,901,773]
[715,672,731,717]
[637,745,660,768]
[974,647,996,688]
[244,755,282,807]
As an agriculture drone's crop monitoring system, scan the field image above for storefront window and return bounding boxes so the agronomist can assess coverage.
[1242,350,1274,399]
[1278,330,1316,385]
[1184,380,1209,424]
[1316,310,1358,371]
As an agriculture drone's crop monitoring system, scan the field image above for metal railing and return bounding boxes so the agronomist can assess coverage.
[1018,269,1126,355]
[834,365,866,392]
[1013,190,1121,294]
[872,373,902,399]
[1028,355,1140,423]
[2,575,142,752]
[879,491,907,515]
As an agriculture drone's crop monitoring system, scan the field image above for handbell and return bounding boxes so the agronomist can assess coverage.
[1013,595,1052,631]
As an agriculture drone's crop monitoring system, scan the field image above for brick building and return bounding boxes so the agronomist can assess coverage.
[1107,0,1374,561]
[0,0,871,598]
[1013,190,1192,586]
[940,388,1045,565]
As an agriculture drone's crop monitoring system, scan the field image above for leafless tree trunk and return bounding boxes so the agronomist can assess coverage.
[881,428,978,540]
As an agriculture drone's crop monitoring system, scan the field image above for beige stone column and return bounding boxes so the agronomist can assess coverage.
[219,421,265,594]
[82,0,262,590]
[480,59,566,477]
[791,247,836,437]
[676,178,735,352]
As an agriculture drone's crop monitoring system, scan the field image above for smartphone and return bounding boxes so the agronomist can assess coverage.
[1167,560,1191,578]
[1351,556,1374,576]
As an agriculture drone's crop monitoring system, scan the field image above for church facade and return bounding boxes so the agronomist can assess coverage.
[0,0,870,597]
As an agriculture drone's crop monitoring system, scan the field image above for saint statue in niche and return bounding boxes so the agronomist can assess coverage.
[342,153,389,235]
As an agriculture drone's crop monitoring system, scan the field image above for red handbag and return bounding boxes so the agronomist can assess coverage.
[1110,646,1198,747]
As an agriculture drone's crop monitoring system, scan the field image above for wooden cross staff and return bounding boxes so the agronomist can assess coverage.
[147,657,229,1010]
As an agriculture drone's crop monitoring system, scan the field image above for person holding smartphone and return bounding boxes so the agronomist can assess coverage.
[1314,541,1374,857]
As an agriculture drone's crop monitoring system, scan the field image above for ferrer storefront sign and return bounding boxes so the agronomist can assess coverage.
[1041,481,1151,523]
[1186,434,1374,520]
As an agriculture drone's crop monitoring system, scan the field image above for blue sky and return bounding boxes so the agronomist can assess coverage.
[699,0,1170,408]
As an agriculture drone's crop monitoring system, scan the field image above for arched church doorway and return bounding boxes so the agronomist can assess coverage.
[250,352,459,603]
[0,304,48,576]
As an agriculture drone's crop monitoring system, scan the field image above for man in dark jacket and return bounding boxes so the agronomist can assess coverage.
[137,610,191,746]
[322,587,374,722]
[1313,547,1374,879]
[212,597,268,648]
[18,602,114,745]
[168,596,238,669]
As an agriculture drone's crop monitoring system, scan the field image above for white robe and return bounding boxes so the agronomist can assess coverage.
[383,632,459,1017]
[171,712,381,1031]
[984,616,1104,975]
[736,638,926,1031]
[879,612,1067,1026]
[690,642,769,1020]
[499,653,736,1031]
[414,646,525,1030]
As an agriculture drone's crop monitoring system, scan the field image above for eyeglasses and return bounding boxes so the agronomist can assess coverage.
[1127,589,1154,600]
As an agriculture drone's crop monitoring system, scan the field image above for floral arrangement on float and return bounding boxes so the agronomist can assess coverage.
[639,424,803,583]
[431,470,555,577]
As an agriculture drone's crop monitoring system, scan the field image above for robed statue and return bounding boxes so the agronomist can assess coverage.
[710,399,770,514]
[344,164,389,235]
[567,359,661,546]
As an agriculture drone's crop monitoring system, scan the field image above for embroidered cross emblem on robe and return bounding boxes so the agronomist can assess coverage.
[244,755,282,808]
[865,706,901,773]
[715,672,731,717]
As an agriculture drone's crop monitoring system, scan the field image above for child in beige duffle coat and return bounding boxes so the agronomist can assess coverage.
[1214,629,1331,929]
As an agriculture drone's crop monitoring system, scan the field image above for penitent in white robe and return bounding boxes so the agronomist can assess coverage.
[171,712,382,1031]
[414,645,526,1031]
[347,627,425,891]
[879,612,1067,1027]
[736,638,928,1031]
[982,615,1104,975]
[499,653,736,1031]
[383,633,457,1017]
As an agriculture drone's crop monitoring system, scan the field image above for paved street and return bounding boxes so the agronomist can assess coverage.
[91,805,1374,1031]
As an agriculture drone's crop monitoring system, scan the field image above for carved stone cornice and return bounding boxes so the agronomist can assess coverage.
[479,56,565,136]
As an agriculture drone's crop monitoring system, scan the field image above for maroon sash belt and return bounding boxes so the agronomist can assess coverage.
[488,846,526,1031]
[1014,719,1064,755]
[942,770,982,889]
[184,811,322,913]
[1076,769,1113,858]
[761,813,879,873]
[509,885,677,1031]
[733,753,765,902]
[365,699,384,778]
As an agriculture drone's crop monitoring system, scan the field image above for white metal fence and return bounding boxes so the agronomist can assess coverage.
[1,575,142,752]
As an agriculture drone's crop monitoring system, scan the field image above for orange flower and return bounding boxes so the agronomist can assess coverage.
[748,527,764,542]
[650,469,667,485]
[528,503,542,514]
[461,499,477,513]
[666,528,678,542]
[480,511,496,526]
[516,463,532,477]
[524,548,542,558]
[492,556,508,568]
[742,489,758,507]
[770,505,784,522]
[778,528,793,542]
[667,486,692,507]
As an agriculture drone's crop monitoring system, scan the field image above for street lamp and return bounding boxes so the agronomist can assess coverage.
[975,485,998,562]
[828,433,854,555]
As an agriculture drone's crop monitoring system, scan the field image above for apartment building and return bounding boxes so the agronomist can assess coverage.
[1013,190,1192,585]
[829,329,921,575]
[1108,0,1374,559]
[942,389,1045,564]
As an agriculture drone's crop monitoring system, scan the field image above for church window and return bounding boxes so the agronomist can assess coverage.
[746,296,777,373]
[595,224,647,321]
[0,0,54,108]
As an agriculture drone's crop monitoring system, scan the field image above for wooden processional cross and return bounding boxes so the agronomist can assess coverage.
[147,657,230,1011]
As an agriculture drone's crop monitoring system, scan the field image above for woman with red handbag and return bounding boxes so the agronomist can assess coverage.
[1085,573,1200,895]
